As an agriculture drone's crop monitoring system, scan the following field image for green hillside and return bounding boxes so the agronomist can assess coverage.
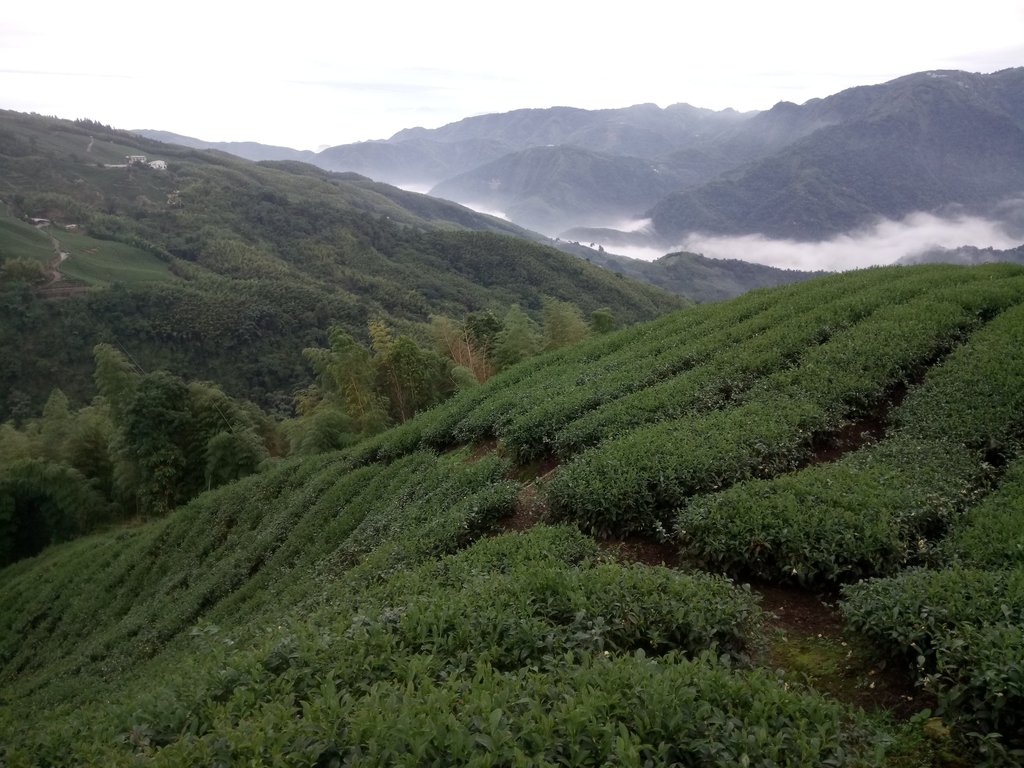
[0,207,54,264]
[0,110,681,419]
[48,227,178,286]
[3,264,1024,765]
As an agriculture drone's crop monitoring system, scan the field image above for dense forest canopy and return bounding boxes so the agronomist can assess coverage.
[0,110,682,421]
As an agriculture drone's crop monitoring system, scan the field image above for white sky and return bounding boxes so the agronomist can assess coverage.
[2,1,1022,150]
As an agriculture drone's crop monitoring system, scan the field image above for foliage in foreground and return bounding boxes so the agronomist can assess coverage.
[676,438,984,585]
[548,268,1024,536]
[5,264,1024,765]
[843,567,1024,758]
[2,527,884,767]
[142,653,880,768]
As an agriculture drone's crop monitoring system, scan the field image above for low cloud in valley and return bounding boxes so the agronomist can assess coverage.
[606,209,1023,271]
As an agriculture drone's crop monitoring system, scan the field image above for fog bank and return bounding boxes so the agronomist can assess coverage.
[586,210,1021,270]
[678,212,1021,271]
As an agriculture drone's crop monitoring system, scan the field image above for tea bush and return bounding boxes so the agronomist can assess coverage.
[6,264,1024,766]
[943,458,1024,568]
[138,653,882,768]
[896,300,1024,452]
[546,268,1024,537]
[676,438,984,584]
[547,395,824,536]
[0,450,516,706]
[842,567,1024,755]
[927,623,1024,755]
[841,567,1024,667]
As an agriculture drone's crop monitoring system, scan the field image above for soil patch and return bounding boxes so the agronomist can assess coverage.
[462,438,498,464]
[807,384,909,465]
[498,482,548,533]
[510,452,560,482]
[756,583,931,719]
[598,537,679,567]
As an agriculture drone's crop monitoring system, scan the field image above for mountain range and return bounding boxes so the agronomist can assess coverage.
[137,68,1024,249]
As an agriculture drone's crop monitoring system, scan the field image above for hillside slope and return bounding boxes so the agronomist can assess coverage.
[0,110,682,419]
[131,130,318,163]
[560,246,818,303]
[3,264,1024,765]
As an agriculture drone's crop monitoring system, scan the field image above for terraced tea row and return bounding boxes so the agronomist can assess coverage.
[549,274,1024,535]
[0,450,515,696]
[5,264,1024,765]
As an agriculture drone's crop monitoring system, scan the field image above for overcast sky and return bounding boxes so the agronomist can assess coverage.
[2,1,1022,151]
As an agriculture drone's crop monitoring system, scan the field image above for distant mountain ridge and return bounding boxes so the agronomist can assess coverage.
[135,67,1024,256]
[555,243,818,303]
[430,145,692,232]
[900,243,1024,266]
[133,129,318,163]
[390,103,751,158]
[648,69,1024,241]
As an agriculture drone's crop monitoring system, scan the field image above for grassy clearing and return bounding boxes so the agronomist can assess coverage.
[0,208,54,264]
[52,229,177,285]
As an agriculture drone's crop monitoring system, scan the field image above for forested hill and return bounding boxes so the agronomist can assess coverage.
[0,110,681,419]
[2,263,1024,765]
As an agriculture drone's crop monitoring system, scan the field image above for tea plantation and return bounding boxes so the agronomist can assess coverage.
[3,263,1024,766]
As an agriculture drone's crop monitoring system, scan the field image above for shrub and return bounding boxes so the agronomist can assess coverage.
[841,567,1024,668]
[927,623,1024,755]
[675,438,985,585]
[547,396,824,536]
[942,459,1024,569]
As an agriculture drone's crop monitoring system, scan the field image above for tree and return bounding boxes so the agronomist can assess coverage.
[283,405,358,457]
[0,258,48,287]
[0,422,32,465]
[118,371,191,516]
[465,311,502,360]
[303,325,387,434]
[0,459,111,566]
[186,381,276,492]
[493,305,540,370]
[542,297,590,351]
[590,307,617,334]
[63,403,116,500]
[204,428,268,489]
[372,322,446,422]
[93,343,140,425]
[38,389,73,463]
[429,315,494,383]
